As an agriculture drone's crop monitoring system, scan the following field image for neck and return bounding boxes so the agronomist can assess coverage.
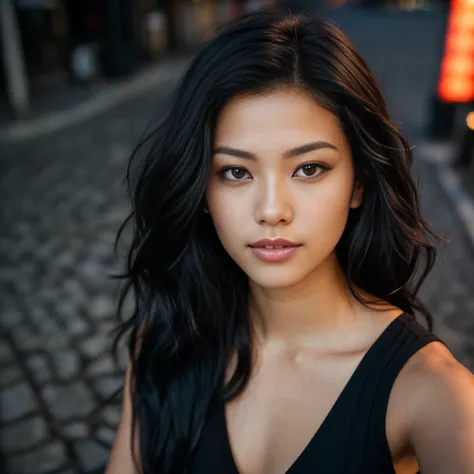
[248,253,366,345]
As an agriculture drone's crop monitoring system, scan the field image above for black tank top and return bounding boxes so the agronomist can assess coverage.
[187,313,443,473]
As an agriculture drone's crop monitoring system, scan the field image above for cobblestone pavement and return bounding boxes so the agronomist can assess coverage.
[1,6,473,474]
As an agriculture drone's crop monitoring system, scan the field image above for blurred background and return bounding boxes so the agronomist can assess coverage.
[0,0,473,473]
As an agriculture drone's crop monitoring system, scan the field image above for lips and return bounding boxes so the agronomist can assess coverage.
[249,238,300,249]
[249,238,301,263]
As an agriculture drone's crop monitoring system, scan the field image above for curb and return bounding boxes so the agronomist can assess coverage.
[417,142,474,247]
[0,56,192,143]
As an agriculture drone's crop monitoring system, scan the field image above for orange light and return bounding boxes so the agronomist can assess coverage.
[466,111,474,130]
[438,77,474,102]
[445,34,474,53]
[442,56,474,76]
[450,13,474,29]
[438,0,474,102]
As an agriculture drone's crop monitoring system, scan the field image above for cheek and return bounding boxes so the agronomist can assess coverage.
[306,186,351,220]
[298,173,354,237]
[206,185,248,247]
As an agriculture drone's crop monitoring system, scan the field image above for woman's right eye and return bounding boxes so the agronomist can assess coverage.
[218,166,251,181]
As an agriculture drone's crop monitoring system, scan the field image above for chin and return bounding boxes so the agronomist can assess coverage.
[246,266,308,290]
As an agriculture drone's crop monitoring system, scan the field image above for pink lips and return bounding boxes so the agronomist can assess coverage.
[249,238,301,263]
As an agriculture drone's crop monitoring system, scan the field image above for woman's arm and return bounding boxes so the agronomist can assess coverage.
[104,363,141,474]
[407,345,474,473]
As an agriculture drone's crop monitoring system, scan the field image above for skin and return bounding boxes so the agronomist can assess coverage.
[105,88,474,474]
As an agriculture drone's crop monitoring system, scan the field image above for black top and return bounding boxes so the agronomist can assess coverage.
[187,313,443,474]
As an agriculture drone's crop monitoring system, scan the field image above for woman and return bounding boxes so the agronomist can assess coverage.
[105,9,474,474]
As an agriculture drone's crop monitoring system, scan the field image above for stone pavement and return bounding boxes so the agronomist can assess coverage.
[1,6,473,474]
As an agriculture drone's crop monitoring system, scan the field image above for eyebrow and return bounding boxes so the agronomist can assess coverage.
[213,141,338,161]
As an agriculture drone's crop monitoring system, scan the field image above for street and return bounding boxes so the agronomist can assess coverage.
[1,5,473,474]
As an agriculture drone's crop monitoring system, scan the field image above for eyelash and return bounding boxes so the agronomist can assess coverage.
[216,162,331,182]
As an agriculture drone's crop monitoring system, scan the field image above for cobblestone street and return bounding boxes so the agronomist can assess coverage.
[1,6,473,474]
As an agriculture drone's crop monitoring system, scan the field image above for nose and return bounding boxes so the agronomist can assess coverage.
[254,174,294,226]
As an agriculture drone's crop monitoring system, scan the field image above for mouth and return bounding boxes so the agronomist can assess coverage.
[249,238,300,249]
[249,239,301,262]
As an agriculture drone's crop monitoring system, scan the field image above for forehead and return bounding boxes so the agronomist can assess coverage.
[214,88,348,153]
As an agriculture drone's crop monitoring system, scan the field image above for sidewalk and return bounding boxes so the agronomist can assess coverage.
[0,54,192,474]
[417,142,474,246]
[0,54,192,143]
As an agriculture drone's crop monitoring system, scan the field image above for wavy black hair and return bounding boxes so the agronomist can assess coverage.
[113,9,438,474]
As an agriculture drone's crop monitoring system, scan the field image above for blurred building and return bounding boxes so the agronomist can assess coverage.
[0,0,273,117]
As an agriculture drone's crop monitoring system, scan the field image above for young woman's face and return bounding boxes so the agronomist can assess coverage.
[206,88,362,289]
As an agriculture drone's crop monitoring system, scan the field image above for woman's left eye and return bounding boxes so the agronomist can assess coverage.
[293,163,325,178]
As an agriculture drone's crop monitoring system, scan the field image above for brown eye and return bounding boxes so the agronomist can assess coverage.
[218,166,251,181]
[231,168,247,180]
[294,163,323,178]
[302,164,318,176]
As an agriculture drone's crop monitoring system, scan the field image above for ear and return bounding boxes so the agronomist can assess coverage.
[350,182,363,209]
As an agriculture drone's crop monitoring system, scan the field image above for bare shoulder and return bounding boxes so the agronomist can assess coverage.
[397,341,474,404]
[391,341,474,473]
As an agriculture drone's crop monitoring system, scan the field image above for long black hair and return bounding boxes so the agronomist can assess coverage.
[113,9,438,474]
